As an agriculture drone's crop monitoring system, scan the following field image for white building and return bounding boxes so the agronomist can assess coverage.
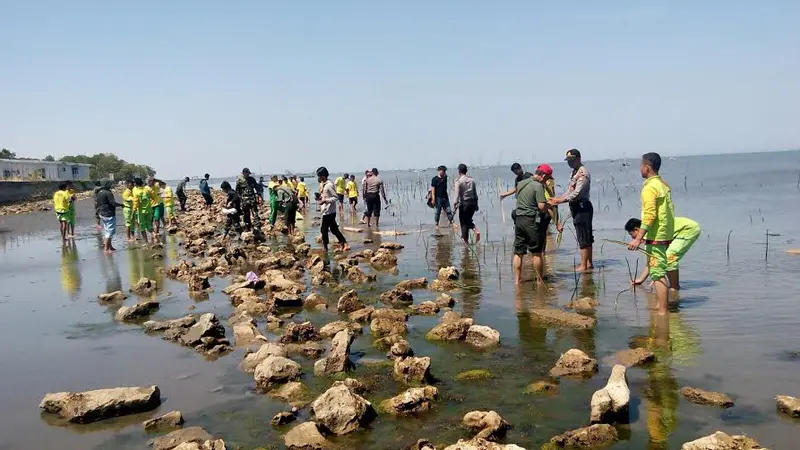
[0,159,93,182]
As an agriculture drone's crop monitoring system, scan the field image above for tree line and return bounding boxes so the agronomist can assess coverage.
[1,149,156,180]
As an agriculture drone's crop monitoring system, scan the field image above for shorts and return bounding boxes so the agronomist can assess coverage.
[569,200,594,249]
[123,207,133,228]
[645,243,669,281]
[99,215,116,239]
[514,214,550,255]
[299,196,308,204]
[165,205,175,219]
[349,196,358,206]
[66,209,75,226]
[337,193,345,204]
[666,229,701,272]
[202,193,214,205]
[137,210,153,232]
[153,204,164,221]
[365,193,381,217]
[285,201,298,227]
[56,211,69,222]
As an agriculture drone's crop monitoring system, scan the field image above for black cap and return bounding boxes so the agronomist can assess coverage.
[437,165,447,171]
[565,149,581,161]
[242,167,251,174]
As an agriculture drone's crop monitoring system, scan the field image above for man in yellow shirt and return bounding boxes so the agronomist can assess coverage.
[334,173,348,215]
[628,152,674,314]
[53,182,71,242]
[122,179,135,241]
[160,181,177,227]
[65,181,77,239]
[345,174,358,216]
[297,177,308,209]
[132,177,153,243]
[148,177,164,237]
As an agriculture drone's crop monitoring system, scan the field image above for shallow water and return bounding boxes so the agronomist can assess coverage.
[1,150,799,449]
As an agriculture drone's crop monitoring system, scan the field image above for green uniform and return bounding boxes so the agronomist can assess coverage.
[640,176,674,281]
[666,217,700,271]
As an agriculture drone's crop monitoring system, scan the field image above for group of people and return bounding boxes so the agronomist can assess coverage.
[495,148,700,315]
[427,164,482,244]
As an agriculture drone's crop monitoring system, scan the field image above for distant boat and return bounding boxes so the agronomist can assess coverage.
[669,157,676,161]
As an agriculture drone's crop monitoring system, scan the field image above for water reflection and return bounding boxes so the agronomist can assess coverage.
[60,242,82,299]
[642,312,679,449]
[99,252,122,293]
[460,245,483,318]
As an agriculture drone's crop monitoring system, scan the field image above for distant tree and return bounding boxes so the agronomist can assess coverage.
[43,155,55,161]
[60,152,156,180]
[0,148,16,159]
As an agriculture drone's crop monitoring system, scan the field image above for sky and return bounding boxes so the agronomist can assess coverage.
[2,1,799,179]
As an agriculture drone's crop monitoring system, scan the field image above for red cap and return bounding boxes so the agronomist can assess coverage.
[536,164,553,176]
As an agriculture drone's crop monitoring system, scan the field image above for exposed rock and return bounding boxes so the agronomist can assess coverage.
[524,380,559,395]
[438,266,460,281]
[198,257,217,272]
[40,386,161,424]
[98,290,127,302]
[229,287,261,306]
[566,296,599,312]
[370,317,408,337]
[549,349,598,377]
[394,356,432,384]
[348,306,375,322]
[235,300,272,317]
[463,410,509,441]
[530,308,596,329]
[272,410,297,426]
[430,279,458,292]
[274,291,303,307]
[380,288,414,305]
[388,340,414,360]
[380,242,404,250]
[232,320,268,347]
[254,356,302,387]
[279,322,321,344]
[333,378,367,395]
[615,348,656,367]
[304,293,328,309]
[319,321,363,339]
[314,330,354,375]
[372,308,409,321]
[240,342,288,372]
[680,387,734,408]
[777,395,800,417]
[179,313,225,347]
[115,300,160,322]
[337,290,365,314]
[311,383,375,435]
[344,265,374,284]
[435,293,456,308]
[409,301,440,315]
[442,438,526,450]
[311,271,335,286]
[222,279,265,295]
[374,333,409,351]
[547,424,618,449]
[144,315,196,332]
[380,386,439,415]
[143,410,184,431]
[426,318,473,341]
[396,277,428,290]
[466,325,500,349]
[681,431,765,450]
[265,275,305,295]
[306,254,326,274]
[285,341,326,359]
[152,427,214,450]
[265,314,284,330]
[284,421,331,450]
[441,310,462,323]
[370,249,398,268]
[270,381,312,407]
[590,365,630,424]
[170,439,226,450]
[188,274,211,292]
[455,369,494,381]
[130,277,158,296]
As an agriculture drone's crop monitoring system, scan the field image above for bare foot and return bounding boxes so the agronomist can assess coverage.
[474,230,481,243]
[574,265,593,273]
[342,244,351,252]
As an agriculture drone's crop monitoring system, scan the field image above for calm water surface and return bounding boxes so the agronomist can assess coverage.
[1,150,799,449]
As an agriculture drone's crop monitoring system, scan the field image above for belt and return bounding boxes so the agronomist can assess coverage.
[644,239,672,245]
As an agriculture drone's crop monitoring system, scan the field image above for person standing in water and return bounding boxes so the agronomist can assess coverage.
[297,176,309,209]
[96,180,124,253]
[176,177,189,212]
[363,168,388,227]
[317,166,350,252]
[161,181,177,227]
[132,177,152,244]
[122,179,135,241]
[500,162,527,199]
[199,174,213,209]
[148,177,164,237]
[625,216,700,291]
[334,173,348,215]
[236,168,262,232]
[220,181,243,239]
[549,149,593,271]
[628,152,675,315]
[453,163,480,244]
[53,182,72,242]
[65,181,77,239]
[512,167,552,284]
[430,165,455,232]
[345,174,359,217]
[92,180,102,231]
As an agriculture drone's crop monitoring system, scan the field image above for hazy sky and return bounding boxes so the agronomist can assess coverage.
[2,1,798,179]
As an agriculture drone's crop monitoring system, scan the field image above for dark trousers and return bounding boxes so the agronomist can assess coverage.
[458,201,478,242]
[434,196,454,224]
[321,213,346,247]
[364,193,381,218]
[177,192,187,211]
[224,213,242,236]
[241,199,262,230]
[569,200,594,249]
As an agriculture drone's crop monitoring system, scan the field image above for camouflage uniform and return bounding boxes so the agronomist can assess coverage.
[236,175,262,230]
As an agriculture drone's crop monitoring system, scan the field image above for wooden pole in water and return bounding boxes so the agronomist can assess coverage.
[765,229,769,261]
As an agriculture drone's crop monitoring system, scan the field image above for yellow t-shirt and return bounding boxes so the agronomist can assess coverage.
[132,186,152,211]
[346,180,358,198]
[287,180,296,190]
[122,188,134,209]
[162,186,174,207]
[150,185,162,206]
[297,182,308,197]
[53,190,70,213]
[334,177,345,194]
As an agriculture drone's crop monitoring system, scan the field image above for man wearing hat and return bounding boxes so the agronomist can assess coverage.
[429,165,454,231]
[236,167,263,231]
[513,165,552,284]
[549,149,594,272]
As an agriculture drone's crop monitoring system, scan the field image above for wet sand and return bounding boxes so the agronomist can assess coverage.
[1,152,800,449]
